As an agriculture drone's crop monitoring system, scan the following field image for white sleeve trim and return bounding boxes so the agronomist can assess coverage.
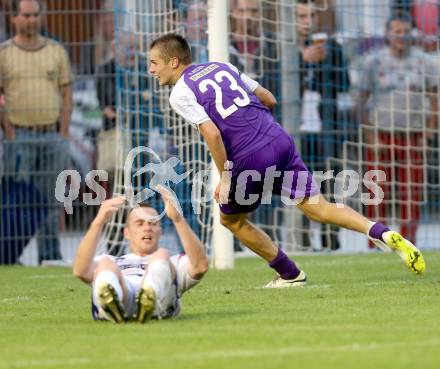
[93,254,115,263]
[225,62,259,92]
[240,72,259,92]
[171,254,201,294]
[170,78,210,127]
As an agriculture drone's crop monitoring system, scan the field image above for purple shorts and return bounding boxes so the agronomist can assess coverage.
[220,132,320,215]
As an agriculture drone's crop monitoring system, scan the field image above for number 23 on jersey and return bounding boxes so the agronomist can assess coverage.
[198,70,251,119]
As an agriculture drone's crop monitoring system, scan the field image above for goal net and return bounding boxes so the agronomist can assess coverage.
[2,0,438,265]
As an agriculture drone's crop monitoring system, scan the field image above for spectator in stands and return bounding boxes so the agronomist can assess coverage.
[393,0,413,13]
[296,0,350,250]
[356,11,438,244]
[0,0,73,263]
[95,37,117,194]
[96,31,165,190]
[412,0,439,53]
[96,39,118,134]
[185,1,208,63]
[229,0,280,121]
[94,0,115,67]
[0,3,7,41]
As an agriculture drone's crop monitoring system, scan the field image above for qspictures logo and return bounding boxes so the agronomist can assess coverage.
[55,146,386,219]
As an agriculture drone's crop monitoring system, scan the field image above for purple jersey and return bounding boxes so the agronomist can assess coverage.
[170,62,283,162]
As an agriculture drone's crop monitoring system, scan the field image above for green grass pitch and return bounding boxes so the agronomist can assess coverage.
[1,251,439,369]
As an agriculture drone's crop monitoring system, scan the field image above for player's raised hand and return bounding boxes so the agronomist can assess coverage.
[93,196,126,227]
[156,185,183,222]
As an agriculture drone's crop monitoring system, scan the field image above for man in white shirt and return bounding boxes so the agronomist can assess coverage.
[357,11,438,245]
[73,185,209,323]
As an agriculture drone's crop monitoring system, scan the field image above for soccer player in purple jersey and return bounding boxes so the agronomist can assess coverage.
[148,34,425,287]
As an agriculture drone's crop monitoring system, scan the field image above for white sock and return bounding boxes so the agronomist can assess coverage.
[144,260,172,304]
[93,271,123,305]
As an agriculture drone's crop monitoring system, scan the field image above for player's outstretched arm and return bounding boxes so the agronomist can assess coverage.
[157,185,209,280]
[253,86,277,109]
[73,197,125,283]
[198,120,228,175]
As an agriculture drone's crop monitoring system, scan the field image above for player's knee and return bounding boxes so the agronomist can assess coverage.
[96,256,115,269]
[220,214,243,232]
[150,247,170,261]
[219,214,233,228]
[93,256,118,277]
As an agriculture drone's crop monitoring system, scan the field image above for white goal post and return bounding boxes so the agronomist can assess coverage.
[208,0,235,269]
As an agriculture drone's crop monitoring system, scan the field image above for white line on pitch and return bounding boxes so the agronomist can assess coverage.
[0,296,31,303]
[2,339,439,368]
[24,274,73,279]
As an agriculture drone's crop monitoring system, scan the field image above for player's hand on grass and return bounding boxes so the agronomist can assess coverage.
[157,184,183,223]
[93,196,126,227]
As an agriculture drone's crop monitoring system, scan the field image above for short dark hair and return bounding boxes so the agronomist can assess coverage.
[386,11,413,31]
[297,0,316,4]
[150,33,192,65]
[11,0,42,15]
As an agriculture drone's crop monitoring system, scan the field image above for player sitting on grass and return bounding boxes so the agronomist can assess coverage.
[148,33,426,288]
[73,185,209,323]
